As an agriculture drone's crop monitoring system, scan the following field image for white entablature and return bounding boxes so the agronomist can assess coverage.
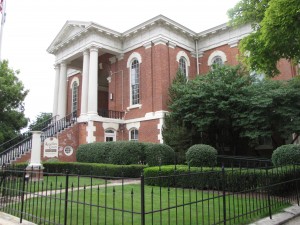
[47,15,253,64]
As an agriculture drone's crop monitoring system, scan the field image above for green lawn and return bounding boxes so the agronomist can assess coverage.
[3,184,290,225]
[2,175,106,194]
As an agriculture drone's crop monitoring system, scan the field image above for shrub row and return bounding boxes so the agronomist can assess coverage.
[144,165,300,194]
[76,141,175,166]
[13,162,146,178]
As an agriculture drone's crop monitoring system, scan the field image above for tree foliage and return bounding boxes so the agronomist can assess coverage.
[228,0,300,77]
[164,65,300,154]
[28,112,52,131]
[0,60,28,145]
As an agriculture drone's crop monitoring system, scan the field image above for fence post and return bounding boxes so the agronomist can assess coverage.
[64,170,70,225]
[141,173,145,225]
[265,165,272,219]
[20,169,27,223]
[293,164,300,206]
[222,165,226,225]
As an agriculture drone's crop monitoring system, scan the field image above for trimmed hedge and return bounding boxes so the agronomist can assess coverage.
[272,144,300,166]
[13,162,145,178]
[76,141,175,166]
[144,165,300,194]
[144,143,175,166]
[186,144,217,167]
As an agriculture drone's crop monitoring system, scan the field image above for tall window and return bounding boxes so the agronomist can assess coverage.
[131,59,140,105]
[72,81,78,113]
[179,57,188,78]
[130,129,139,141]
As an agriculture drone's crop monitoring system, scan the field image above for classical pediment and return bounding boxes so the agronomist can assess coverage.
[47,21,91,53]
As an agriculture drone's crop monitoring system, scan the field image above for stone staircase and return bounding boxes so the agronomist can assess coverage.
[0,111,77,166]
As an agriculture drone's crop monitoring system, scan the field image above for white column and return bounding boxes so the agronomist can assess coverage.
[80,50,90,116]
[57,62,67,119]
[52,65,60,117]
[87,47,99,116]
[28,131,42,167]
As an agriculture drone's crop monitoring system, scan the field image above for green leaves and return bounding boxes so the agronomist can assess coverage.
[164,65,300,153]
[228,0,300,77]
[0,60,28,146]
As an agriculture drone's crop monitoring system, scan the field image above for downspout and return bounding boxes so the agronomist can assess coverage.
[195,38,200,75]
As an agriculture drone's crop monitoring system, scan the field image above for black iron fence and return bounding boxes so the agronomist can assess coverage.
[0,162,300,225]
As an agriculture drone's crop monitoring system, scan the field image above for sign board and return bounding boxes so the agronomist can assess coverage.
[44,137,58,158]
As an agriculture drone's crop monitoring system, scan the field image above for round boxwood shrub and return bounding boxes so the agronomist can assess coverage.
[185,144,217,167]
[108,141,144,165]
[76,142,112,163]
[272,144,300,166]
[144,143,175,166]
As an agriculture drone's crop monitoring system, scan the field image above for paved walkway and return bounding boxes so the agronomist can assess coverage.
[249,204,300,225]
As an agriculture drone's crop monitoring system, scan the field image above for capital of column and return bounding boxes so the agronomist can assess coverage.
[89,46,99,53]
[83,49,89,56]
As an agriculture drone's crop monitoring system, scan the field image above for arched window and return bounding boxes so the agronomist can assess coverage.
[176,51,190,78]
[131,59,140,105]
[105,129,116,142]
[212,56,223,66]
[208,50,227,70]
[130,128,139,141]
[72,81,78,113]
[179,57,188,78]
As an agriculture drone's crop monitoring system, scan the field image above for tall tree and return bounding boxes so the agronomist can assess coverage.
[28,112,53,131]
[164,65,300,155]
[0,60,29,146]
[228,0,300,77]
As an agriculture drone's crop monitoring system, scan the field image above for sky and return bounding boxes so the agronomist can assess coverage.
[1,0,240,123]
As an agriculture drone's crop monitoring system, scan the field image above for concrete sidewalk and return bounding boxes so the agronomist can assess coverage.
[0,212,35,225]
[249,204,300,225]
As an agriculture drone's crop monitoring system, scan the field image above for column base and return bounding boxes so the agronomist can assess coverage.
[26,164,44,181]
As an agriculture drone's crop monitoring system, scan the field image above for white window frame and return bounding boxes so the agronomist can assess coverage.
[105,129,116,142]
[176,51,190,78]
[71,80,79,113]
[130,59,140,105]
[127,52,142,108]
[208,50,227,67]
[129,128,139,141]
[179,57,188,78]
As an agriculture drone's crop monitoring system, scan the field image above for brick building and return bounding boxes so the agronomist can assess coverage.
[45,15,297,161]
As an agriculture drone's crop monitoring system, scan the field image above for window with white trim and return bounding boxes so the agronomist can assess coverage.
[179,57,188,78]
[211,56,223,66]
[208,50,227,70]
[130,128,139,141]
[130,59,140,105]
[72,81,78,113]
[105,129,116,142]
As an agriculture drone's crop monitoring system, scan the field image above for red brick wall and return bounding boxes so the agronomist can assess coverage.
[139,119,160,143]
[199,44,239,75]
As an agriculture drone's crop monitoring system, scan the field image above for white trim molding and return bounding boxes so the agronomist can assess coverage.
[127,52,142,68]
[126,122,141,131]
[69,76,80,88]
[176,51,191,66]
[208,50,227,66]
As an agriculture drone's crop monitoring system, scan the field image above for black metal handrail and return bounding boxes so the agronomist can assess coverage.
[0,111,77,166]
[98,108,125,119]
[0,114,58,150]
